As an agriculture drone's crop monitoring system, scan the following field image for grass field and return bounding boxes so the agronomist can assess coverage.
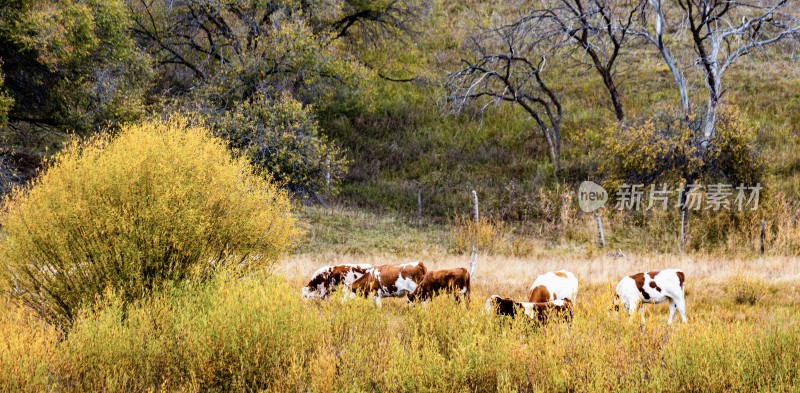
[3,207,800,392]
[2,1,799,391]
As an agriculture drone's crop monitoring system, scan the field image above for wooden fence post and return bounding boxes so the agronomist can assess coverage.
[760,219,766,256]
[595,213,606,247]
[679,208,687,252]
[472,190,479,224]
[417,184,422,227]
[470,190,478,278]
[325,158,331,194]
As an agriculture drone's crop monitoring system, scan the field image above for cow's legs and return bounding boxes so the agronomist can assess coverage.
[373,295,383,308]
[674,297,687,323]
[624,302,636,322]
[639,303,646,325]
[667,299,677,325]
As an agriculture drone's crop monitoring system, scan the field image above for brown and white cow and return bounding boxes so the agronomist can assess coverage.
[301,264,372,300]
[407,267,470,303]
[528,270,579,303]
[485,295,573,324]
[613,268,686,325]
[350,261,427,306]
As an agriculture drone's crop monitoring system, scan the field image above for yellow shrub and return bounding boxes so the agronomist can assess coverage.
[451,216,513,255]
[0,298,55,392]
[0,118,299,327]
[724,275,776,305]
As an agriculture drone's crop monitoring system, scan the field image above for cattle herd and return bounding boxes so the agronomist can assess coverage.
[302,262,687,325]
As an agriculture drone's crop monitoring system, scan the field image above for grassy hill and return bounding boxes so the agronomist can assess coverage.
[317,1,800,254]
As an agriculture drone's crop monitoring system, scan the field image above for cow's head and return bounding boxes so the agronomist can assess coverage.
[407,289,418,303]
[554,299,574,322]
[301,284,327,300]
[302,268,332,300]
[484,295,500,314]
[484,295,512,315]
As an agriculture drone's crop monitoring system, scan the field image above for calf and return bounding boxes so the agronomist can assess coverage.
[301,264,372,300]
[350,261,427,306]
[407,267,470,303]
[484,295,573,323]
[614,268,686,325]
[528,270,579,303]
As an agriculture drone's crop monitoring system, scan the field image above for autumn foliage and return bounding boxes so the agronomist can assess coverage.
[0,119,299,327]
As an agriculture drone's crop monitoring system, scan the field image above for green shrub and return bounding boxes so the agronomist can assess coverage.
[211,91,349,200]
[603,109,764,187]
[0,118,299,327]
[601,109,767,251]
[0,63,12,128]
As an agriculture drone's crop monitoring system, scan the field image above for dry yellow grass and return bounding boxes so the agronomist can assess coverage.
[3,251,800,391]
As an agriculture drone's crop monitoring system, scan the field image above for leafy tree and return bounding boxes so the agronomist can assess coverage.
[0,62,12,128]
[125,0,430,198]
[0,0,152,133]
[604,109,763,190]
[326,0,431,83]
[126,0,426,107]
[211,91,349,201]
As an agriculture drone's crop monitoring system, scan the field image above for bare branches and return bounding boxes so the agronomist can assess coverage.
[635,0,690,113]
[639,0,800,140]
[332,0,424,45]
[445,18,564,172]
[444,0,645,171]
[687,0,800,140]
[540,0,642,121]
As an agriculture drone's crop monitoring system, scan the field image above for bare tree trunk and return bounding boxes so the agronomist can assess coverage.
[676,0,799,140]
[417,183,422,227]
[678,180,692,252]
[659,45,690,114]
[470,190,479,278]
[596,213,606,247]
[702,68,722,141]
[645,0,690,113]
[541,126,561,174]
[703,97,718,142]
[679,205,687,252]
[596,68,625,121]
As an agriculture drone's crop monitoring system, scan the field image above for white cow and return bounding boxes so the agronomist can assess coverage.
[527,270,579,303]
[614,269,686,325]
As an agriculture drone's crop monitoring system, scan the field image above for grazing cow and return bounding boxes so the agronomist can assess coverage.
[407,267,470,303]
[484,295,573,323]
[350,262,427,306]
[527,270,579,303]
[613,268,686,325]
[301,264,372,300]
